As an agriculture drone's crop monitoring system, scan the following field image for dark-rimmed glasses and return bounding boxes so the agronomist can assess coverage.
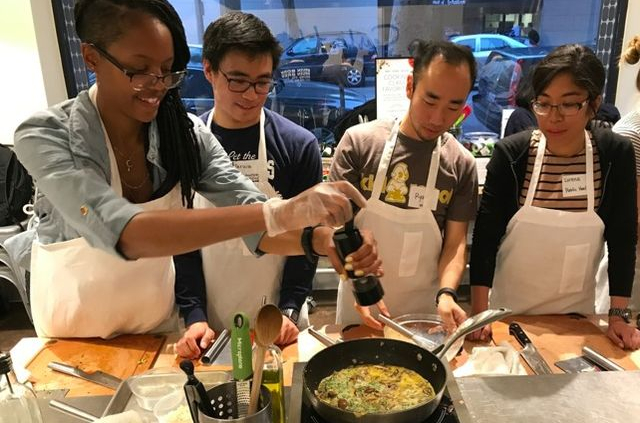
[531,99,590,117]
[219,69,275,95]
[90,44,186,91]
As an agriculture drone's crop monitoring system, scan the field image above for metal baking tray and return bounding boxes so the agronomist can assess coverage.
[101,370,231,419]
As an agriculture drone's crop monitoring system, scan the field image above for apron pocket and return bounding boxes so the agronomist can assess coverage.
[398,231,423,278]
[559,244,590,294]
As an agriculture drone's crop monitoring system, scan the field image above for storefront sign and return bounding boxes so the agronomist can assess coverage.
[431,0,466,5]
[375,57,413,120]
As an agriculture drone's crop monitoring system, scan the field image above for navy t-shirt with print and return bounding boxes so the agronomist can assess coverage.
[175,108,322,326]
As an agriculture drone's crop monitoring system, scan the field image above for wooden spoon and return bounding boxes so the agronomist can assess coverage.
[248,304,283,415]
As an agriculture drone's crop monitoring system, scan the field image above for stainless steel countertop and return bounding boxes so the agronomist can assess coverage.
[456,370,640,423]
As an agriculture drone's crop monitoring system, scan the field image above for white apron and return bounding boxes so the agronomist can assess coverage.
[196,109,306,331]
[490,130,604,315]
[336,120,443,325]
[30,86,181,338]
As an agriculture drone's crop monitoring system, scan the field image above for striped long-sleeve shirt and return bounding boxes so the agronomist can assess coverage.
[613,109,640,176]
[519,134,602,211]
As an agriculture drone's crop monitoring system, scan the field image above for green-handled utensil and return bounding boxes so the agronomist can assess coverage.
[231,312,253,417]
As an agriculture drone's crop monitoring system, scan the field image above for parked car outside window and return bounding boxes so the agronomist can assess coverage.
[277,31,377,87]
[179,51,368,148]
[450,34,527,71]
[472,46,555,133]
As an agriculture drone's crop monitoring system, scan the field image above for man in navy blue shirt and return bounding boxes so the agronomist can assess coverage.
[176,12,322,358]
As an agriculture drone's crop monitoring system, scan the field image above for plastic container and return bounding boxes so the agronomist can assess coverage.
[0,352,43,423]
[153,390,191,423]
[128,368,187,411]
[383,313,465,362]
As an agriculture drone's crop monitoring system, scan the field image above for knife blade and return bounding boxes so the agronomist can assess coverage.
[48,362,122,390]
[508,322,553,375]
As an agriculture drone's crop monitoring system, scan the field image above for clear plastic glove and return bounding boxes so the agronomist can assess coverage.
[176,321,216,359]
[263,181,366,236]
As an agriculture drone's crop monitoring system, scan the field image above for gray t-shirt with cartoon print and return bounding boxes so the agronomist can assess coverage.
[329,119,478,232]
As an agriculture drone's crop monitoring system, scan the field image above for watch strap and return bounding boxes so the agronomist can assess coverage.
[608,307,632,323]
[435,287,459,306]
[281,308,299,324]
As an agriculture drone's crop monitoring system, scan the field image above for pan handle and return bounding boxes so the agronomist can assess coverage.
[434,308,512,359]
[308,327,340,347]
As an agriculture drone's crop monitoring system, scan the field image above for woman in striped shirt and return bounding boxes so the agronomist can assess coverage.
[469,44,640,350]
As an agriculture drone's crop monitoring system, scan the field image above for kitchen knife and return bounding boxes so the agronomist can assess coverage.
[48,362,122,390]
[508,322,553,375]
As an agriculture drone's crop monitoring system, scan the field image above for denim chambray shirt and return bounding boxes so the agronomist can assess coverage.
[8,90,266,268]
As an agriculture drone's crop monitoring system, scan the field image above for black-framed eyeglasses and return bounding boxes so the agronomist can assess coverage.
[531,99,590,117]
[90,43,186,91]
[218,69,275,95]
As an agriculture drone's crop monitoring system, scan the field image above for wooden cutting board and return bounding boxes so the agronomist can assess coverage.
[26,334,165,397]
[491,315,638,374]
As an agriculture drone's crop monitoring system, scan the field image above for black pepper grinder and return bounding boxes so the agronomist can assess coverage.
[332,203,384,306]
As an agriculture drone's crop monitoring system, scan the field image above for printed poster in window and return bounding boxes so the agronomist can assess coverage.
[375,57,413,120]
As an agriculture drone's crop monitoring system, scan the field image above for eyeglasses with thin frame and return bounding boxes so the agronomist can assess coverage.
[531,98,590,117]
[90,44,186,91]
[218,69,275,95]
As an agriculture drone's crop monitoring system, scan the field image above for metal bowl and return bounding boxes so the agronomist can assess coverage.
[382,313,464,362]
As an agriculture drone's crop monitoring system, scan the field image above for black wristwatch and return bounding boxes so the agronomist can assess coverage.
[435,287,459,306]
[281,308,300,325]
[608,307,632,323]
[301,226,322,263]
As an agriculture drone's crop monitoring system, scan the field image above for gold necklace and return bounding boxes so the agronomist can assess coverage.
[111,143,135,172]
[121,172,150,190]
[110,142,150,190]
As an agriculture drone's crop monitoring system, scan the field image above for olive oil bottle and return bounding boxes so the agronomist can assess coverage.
[260,345,285,423]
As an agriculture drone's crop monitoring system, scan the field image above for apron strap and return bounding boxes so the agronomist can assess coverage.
[425,136,441,193]
[370,119,400,200]
[584,130,595,211]
[89,85,123,196]
[257,109,269,184]
[524,132,546,207]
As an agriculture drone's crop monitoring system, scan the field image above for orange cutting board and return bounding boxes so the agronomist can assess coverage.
[491,315,638,374]
[26,334,165,397]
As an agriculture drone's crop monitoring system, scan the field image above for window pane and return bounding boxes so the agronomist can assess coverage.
[144,1,612,148]
[456,39,476,51]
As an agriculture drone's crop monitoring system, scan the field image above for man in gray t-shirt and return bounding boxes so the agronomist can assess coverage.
[330,40,478,331]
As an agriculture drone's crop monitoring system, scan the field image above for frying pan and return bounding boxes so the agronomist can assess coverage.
[304,308,511,423]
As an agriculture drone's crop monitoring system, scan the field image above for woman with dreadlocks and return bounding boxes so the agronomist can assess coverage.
[11,0,378,338]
